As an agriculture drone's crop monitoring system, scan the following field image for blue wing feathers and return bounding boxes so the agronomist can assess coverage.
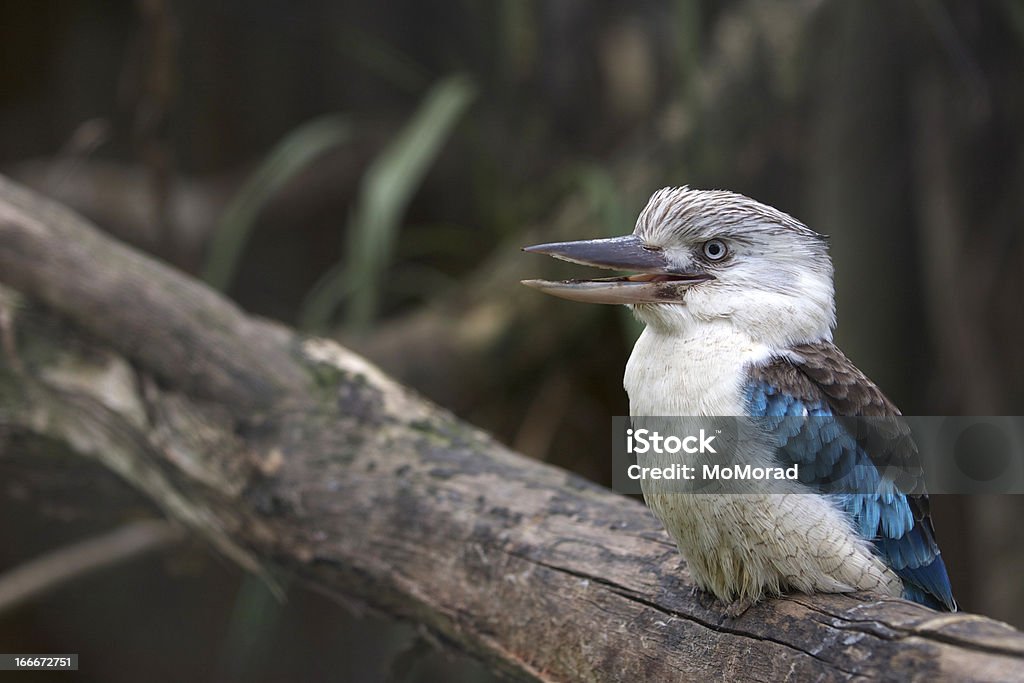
[744,376,956,611]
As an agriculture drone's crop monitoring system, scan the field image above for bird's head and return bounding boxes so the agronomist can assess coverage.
[523,187,836,347]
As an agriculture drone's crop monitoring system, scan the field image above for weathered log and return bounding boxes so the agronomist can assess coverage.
[1,174,1022,681]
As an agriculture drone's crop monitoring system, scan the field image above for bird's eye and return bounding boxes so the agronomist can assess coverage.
[702,239,728,261]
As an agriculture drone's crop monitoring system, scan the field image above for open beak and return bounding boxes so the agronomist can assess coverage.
[521,235,713,304]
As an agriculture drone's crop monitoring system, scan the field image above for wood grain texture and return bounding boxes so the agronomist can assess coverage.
[1,174,1022,682]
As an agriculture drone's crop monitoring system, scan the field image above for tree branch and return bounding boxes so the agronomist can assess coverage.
[1,174,1022,681]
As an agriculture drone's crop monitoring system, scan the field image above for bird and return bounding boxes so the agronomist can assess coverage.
[521,186,956,613]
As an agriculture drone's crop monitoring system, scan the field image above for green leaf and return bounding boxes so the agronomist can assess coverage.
[203,115,352,291]
[300,75,476,332]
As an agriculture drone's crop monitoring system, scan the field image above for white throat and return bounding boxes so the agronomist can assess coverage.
[624,315,774,417]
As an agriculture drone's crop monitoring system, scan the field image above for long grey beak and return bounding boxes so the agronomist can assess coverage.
[521,235,712,305]
[523,235,670,271]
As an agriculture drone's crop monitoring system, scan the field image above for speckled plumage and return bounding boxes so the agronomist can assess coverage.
[747,343,956,610]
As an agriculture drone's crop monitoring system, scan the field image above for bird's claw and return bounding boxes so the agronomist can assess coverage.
[724,597,754,618]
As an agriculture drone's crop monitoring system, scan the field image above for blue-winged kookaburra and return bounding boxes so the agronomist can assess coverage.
[522,187,956,612]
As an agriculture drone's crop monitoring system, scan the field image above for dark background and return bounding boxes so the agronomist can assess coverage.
[1,1,1022,681]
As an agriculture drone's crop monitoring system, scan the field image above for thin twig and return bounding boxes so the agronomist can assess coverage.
[0,519,186,616]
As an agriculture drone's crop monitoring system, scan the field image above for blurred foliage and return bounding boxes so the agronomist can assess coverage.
[301,75,475,332]
[202,114,352,291]
[571,163,645,343]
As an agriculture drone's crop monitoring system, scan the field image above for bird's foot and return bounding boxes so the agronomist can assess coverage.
[686,584,752,617]
[689,585,716,610]
[724,596,754,618]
